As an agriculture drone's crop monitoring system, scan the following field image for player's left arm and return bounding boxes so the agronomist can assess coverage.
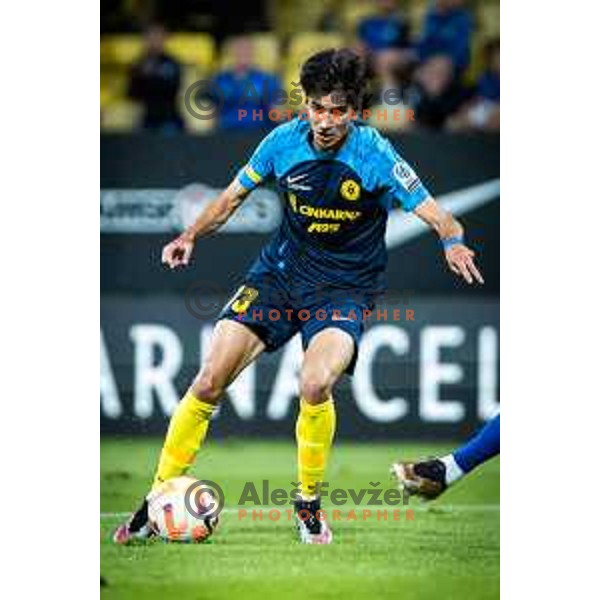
[414,197,484,285]
[375,132,484,285]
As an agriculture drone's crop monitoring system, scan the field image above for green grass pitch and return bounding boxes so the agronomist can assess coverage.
[101,439,499,600]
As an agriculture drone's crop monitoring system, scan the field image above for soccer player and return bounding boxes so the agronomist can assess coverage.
[114,48,483,545]
[392,414,500,499]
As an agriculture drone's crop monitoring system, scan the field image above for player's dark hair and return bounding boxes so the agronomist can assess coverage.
[300,48,373,110]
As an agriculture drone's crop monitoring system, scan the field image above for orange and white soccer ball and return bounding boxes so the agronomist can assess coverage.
[147,476,220,543]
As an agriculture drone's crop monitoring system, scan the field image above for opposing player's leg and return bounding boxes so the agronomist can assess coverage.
[392,414,500,500]
[114,319,265,543]
[294,327,355,545]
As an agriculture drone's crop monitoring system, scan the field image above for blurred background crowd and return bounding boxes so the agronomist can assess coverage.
[101,0,499,134]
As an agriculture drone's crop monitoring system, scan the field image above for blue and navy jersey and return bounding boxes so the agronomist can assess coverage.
[237,118,431,295]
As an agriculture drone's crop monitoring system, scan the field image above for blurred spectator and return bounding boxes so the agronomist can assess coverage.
[368,52,417,131]
[417,0,473,73]
[406,54,471,129]
[317,0,344,32]
[362,0,416,116]
[358,0,410,51]
[448,39,500,131]
[211,36,282,130]
[476,39,500,103]
[372,44,418,88]
[128,24,184,132]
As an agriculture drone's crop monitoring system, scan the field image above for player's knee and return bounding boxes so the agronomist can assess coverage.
[192,367,225,403]
[299,372,333,404]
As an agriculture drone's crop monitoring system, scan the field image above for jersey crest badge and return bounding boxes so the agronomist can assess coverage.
[340,179,361,201]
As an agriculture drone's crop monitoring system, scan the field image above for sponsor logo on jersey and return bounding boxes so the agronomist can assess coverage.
[288,196,362,221]
[299,205,361,221]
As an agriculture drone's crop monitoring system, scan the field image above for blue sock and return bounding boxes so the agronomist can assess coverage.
[453,414,500,474]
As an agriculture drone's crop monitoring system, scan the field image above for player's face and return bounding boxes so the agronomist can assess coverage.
[306,94,353,151]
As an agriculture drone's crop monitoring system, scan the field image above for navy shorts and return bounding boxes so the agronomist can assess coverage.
[217,267,374,375]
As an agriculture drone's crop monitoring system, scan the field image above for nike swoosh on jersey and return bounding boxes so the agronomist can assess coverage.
[286,173,312,191]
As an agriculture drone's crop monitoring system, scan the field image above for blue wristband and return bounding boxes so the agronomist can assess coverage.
[442,236,464,250]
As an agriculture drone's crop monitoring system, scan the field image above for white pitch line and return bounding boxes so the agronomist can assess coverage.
[100,504,499,519]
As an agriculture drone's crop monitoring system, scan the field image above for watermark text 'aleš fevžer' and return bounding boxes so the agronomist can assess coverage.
[183,479,417,523]
[184,79,415,124]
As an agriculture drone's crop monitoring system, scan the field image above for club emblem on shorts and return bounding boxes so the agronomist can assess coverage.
[230,285,259,314]
[340,179,361,201]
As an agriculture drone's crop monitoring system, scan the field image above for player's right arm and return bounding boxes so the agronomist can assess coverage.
[162,126,283,269]
[161,178,251,269]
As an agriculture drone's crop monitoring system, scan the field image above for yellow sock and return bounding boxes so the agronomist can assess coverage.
[296,396,336,499]
[152,392,216,489]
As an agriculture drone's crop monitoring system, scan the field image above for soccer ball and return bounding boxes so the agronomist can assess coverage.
[147,476,220,542]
